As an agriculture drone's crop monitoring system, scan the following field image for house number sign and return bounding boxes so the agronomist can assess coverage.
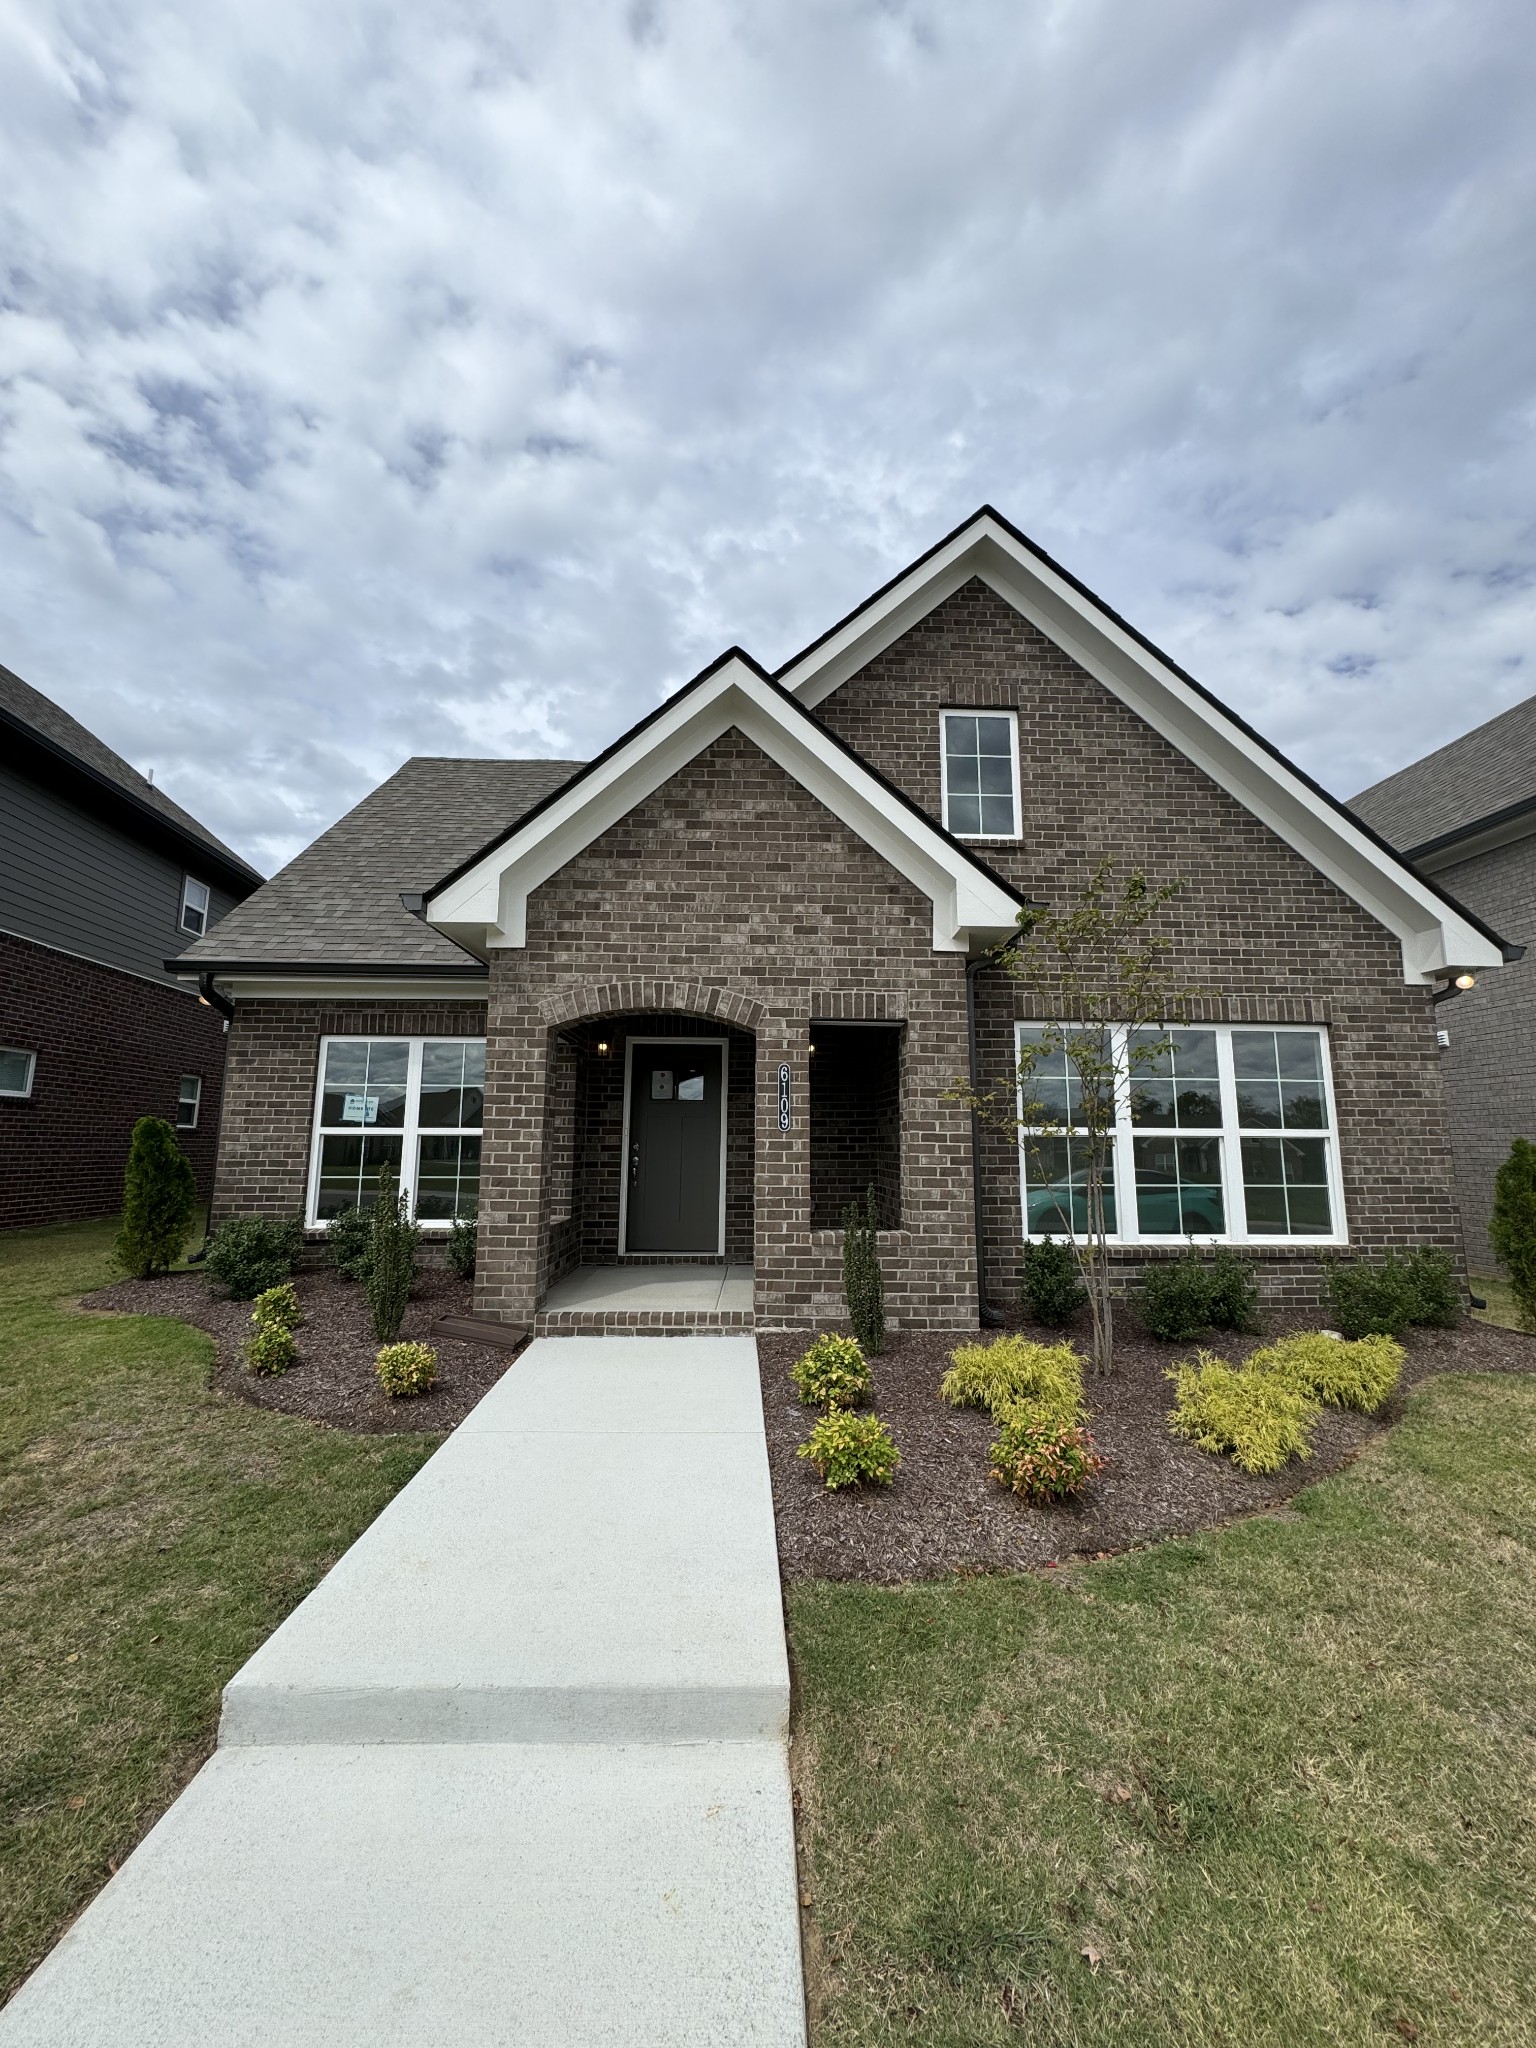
[777,1063,792,1131]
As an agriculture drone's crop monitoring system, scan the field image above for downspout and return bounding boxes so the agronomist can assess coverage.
[189,973,235,1258]
[966,951,1007,1327]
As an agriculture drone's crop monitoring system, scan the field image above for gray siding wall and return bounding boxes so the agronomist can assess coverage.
[0,761,240,987]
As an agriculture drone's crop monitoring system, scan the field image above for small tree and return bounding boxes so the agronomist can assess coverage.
[365,1161,418,1343]
[956,858,1189,1375]
[842,1184,886,1355]
[115,1117,198,1279]
[1490,1137,1536,1331]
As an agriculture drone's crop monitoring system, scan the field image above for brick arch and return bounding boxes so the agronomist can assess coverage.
[537,980,765,1032]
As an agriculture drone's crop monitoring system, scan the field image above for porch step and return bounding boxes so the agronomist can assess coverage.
[534,1305,755,1336]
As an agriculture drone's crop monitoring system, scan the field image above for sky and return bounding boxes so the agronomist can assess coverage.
[1,0,1532,876]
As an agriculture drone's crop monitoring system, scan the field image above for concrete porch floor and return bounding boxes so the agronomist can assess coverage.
[539,1264,754,1316]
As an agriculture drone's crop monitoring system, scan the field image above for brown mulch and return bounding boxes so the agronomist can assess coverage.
[80,1263,519,1434]
[758,1310,1536,1584]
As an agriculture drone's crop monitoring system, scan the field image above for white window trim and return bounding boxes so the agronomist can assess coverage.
[617,1037,729,1258]
[1014,1021,1349,1248]
[177,1075,202,1129]
[180,875,211,936]
[0,1047,37,1098]
[939,708,1023,841]
[306,1034,484,1230]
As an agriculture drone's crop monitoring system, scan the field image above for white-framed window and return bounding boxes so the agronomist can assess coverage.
[177,1075,202,1129]
[180,875,211,936]
[0,1047,36,1098]
[306,1036,484,1228]
[940,709,1021,839]
[1016,1022,1347,1246]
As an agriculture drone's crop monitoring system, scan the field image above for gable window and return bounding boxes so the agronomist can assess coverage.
[0,1048,36,1098]
[180,876,211,936]
[177,1075,202,1129]
[940,711,1021,839]
[307,1036,484,1227]
[1017,1023,1345,1245]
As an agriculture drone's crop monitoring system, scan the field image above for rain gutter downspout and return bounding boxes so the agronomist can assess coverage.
[189,973,236,1260]
[966,938,1021,1328]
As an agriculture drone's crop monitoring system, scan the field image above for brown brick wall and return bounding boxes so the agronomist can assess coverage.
[0,929,228,1228]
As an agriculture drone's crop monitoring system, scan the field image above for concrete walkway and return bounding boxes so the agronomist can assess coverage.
[539,1263,755,1317]
[0,1337,805,2047]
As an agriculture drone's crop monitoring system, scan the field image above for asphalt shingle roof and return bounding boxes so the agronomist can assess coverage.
[1349,693,1536,853]
[171,757,583,971]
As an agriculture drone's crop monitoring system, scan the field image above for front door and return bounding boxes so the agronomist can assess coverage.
[624,1042,725,1253]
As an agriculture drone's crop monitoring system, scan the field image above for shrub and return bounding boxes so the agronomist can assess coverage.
[375,1341,438,1398]
[365,1163,418,1343]
[1397,1247,1459,1328]
[1167,1351,1317,1474]
[798,1409,900,1489]
[1205,1248,1260,1332]
[446,1212,478,1283]
[988,1411,1104,1504]
[1020,1236,1087,1326]
[1491,1137,1536,1330]
[1324,1256,1418,1338]
[205,1214,304,1301]
[1249,1330,1404,1413]
[251,1282,303,1332]
[326,1204,373,1283]
[791,1334,870,1409]
[245,1320,296,1377]
[842,1185,886,1356]
[941,1336,1085,1428]
[114,1117,198,1279]
[1139,1256,1216,1342]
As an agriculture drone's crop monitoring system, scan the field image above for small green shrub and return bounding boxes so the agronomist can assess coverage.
[791,1334,870,1409]
[1140,1249,1260,1341]
[446,1212,478,1282]
[205,1214,304,1301]
[251,1282,303,1332]
[366,1163,418,1343]
[1167,1351,1318,1474]
[797,1410,900,1489]
[1205,1248,1260,1332]
[375,1341,438,1398]
[245,1319,296,1377]
[326,1204,373,1283]
[1020,1236,1087,1326]
[941,1336,1085,1427]
[1491,1137,1536,1330]
[988,1411,1104,1503]
[842,1186,886,1356]
[114,1116,198,1278]
[1398,1247,1459,1328]
[1249,1330,1404,1413]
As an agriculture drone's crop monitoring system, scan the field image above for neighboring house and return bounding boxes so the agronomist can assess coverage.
[1350,696,1536,1274]
[1,663,263,1229]
[168,510,1513,1332]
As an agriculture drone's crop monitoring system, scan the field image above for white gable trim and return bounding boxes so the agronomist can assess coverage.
[779,513,1505,985]
[424,656,1023,956]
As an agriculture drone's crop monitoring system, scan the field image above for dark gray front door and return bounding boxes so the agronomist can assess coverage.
[625,1043,724,1253]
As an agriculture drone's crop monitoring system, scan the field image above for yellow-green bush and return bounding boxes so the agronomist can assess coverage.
[797,1409,900,1489]
[1248,1330,1404,1413]
[252,1281,303,1332]
[245,1320,295,1377]
[941,1336,1085,1427]
[375,1340,438,1398]
[791,1333,870,1409]
[1167,1350,1318,1474]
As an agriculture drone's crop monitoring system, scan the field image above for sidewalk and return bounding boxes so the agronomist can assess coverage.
[0,1336,806,2046]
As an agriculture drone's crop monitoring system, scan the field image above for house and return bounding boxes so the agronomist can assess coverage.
[1350,695,1536,1274]
[167,510,1512,1332]
[1,662,263,1229]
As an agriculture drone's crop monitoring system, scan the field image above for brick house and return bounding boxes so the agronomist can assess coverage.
[1351,695,1536,1274]
[168,510,1512,1332]
[1,661,263,1228]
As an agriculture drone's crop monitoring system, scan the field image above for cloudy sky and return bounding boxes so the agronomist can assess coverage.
[2,0,1532,874]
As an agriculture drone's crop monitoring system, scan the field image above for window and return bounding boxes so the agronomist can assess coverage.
[0,1048,36,1098]
[180,876,211,936]
[177,1075,202,1129]
[940,711,1020,839]
[307,1036,484,1227]
[1016,1023,1345,1245]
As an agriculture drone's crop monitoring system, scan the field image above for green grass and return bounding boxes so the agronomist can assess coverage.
[0,1218,440,2001]
[789,1371,1536,2047]
[1471,1272,1526,1332]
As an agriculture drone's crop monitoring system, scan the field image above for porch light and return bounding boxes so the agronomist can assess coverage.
[1454,974,1476,991]
[596,1040,610,1054]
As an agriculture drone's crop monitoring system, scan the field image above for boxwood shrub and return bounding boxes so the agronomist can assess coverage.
[205,1214,304,1301]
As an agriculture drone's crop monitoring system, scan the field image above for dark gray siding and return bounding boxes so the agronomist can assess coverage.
[0,760,240,986]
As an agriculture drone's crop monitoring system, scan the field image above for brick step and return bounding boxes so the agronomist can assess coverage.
[534,1306,756,1336]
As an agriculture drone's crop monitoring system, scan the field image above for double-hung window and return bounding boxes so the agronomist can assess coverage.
[307,1036,484,1227]
[177,1075,202,1129]
[1016,1022,1345,1245]
[940,711,1021,839]
[180,876,211,936]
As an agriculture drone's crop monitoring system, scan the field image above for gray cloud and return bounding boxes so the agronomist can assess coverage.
[1,0,1531,872]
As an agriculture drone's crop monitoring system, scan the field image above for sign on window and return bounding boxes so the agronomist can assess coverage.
[342,1093,380,1125]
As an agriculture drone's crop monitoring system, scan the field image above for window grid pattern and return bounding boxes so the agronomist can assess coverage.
[941,711,1019,839]
[180,876,210,936]
[177,1075,202,1129]
[308,1037,485,1226]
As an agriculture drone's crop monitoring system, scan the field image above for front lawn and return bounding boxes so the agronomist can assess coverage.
[0,1219,440,2003]
[790,1370,1536,2047]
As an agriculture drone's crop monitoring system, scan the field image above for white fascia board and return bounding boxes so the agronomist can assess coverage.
[782,517,1503,984]
[425,657,1020,955]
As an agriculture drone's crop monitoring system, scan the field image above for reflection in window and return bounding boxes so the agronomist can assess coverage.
[309,1037,484,1224]
[942,711,1019,838]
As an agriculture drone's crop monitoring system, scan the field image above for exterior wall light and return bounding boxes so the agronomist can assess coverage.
[1454,974,1477,990]
[596,1040,610,1054]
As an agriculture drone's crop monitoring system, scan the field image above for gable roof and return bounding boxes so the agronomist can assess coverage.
[0,658,263,895]
[425,650,1026,956]
[171,757,582,976]
[1349,693,1536,867]
[773,507,1511,983]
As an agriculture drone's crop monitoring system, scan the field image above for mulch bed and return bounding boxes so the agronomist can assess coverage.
[758,1310,1536,1584]
[81,1264,518,1433]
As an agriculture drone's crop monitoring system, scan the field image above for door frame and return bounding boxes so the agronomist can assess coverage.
[617,1036,730,1258]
